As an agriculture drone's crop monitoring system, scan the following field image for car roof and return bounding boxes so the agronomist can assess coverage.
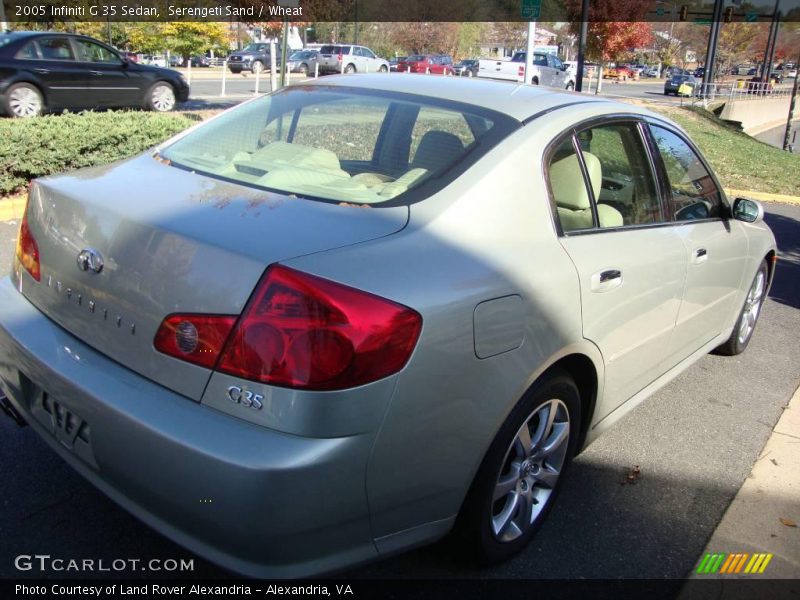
[296,73,617,122]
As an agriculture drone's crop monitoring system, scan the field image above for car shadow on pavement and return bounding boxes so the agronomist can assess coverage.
[764,211,800,310]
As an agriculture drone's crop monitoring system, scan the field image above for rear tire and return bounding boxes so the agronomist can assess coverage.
[5,83,43,118]
[531,77,539,85]
[715,260,768,356]
[565,81,575,91]
[457,370,581,565]
[344,63,356,74]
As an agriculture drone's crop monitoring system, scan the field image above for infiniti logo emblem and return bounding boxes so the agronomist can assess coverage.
[76,249,104,274]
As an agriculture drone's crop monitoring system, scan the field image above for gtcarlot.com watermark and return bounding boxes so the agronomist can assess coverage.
[14,554,195,573]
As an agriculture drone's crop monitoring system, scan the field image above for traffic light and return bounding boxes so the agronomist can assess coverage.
[724,6,734,22]
[679,5,689,21]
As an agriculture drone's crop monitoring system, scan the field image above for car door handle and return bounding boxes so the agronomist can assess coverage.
[89,71,103,76]
[693,248,708,264]
[33,68,50,74]
[591,269,623,292]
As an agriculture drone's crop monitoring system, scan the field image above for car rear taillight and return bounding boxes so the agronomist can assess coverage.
[518,65,524,77]
[16,194,40,282]
[216,265,422,391]
[154,315,237,369]
[337,53,343,62]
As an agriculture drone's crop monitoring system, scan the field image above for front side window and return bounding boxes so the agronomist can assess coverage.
[160,87,515,205]
[38,37,75,61]
[75,39,120,64]
[650,125,723,220]
[533,53,548,66]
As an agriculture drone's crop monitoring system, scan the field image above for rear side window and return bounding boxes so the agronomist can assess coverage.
[578,123,662,227]
[15,42,38,59]
[161,87,516,205]
[38,37,75,61]
[75,39,120,64]
[548,122,663,232]
[650,125,723,220]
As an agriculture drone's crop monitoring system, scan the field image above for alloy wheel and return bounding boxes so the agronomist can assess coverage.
[738,269,765,344]
[491,398,570,542]
[150,84,175,112]
[9,86,42,118]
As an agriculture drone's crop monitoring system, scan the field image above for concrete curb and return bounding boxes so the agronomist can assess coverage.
[0,194,26,223]
[683,385,800,582]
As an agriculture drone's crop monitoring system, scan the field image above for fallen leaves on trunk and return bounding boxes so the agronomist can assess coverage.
[779,517,797,528]
[621,465,641,485]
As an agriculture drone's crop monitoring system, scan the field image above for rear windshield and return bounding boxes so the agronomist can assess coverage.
[320,45,340,54]
[160,86,517,206]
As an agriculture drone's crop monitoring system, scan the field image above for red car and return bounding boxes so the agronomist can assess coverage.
[397,54,454,75]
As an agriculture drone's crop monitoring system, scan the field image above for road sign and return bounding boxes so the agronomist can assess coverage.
[521,0,542,20]
[745,11,758,22]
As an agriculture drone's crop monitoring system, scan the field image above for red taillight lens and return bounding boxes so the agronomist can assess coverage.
[337,53,343,61]
[16,209,40,282]
[217,265,422,391]
[154,315,237,369]
[518,65,524,77]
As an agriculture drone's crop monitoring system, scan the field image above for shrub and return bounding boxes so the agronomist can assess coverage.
[0,110,195,197]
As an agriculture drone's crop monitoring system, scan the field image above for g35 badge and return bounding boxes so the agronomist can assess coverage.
[227,386,264,410]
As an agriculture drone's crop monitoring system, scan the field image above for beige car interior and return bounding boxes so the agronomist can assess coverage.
[214,130,465,203]
[550,151,624,231]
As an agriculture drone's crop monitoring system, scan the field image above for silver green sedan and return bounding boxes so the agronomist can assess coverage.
[0,74,776,577]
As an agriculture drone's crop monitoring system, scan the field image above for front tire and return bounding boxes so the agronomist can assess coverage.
[715,260,768,356]
[145,82,176,112]
[252,60,264,74]
[299,63,309,76]
[379,64,388,73]
[458,371,581,564]
[5,83,43,118]
[531,77,539,85]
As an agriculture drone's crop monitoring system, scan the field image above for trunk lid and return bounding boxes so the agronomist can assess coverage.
[19,154,408,400]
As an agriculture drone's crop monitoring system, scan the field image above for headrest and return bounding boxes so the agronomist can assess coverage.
[549,151,602,211]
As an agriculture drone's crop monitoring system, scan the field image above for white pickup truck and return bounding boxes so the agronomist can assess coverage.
[477,51,576,90]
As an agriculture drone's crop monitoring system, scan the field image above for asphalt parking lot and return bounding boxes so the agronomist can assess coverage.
[0,202,798,580]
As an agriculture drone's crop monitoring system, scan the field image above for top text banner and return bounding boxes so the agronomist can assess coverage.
[3,0,800,22]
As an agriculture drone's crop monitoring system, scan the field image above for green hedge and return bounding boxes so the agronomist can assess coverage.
[0,111,195,197]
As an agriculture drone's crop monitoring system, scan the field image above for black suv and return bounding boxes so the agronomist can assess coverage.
[227,43,282,74]
[0,31,189,117]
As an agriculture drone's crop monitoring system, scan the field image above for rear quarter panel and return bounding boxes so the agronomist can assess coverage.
[283,119,601,540]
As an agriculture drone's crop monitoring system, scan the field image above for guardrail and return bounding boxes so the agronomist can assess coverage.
[695,81,794,102]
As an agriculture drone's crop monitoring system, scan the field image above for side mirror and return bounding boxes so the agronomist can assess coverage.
[732,197,764,223]
[561,64,568,71]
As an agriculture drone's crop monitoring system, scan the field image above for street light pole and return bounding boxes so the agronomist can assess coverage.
[575,0,589,92]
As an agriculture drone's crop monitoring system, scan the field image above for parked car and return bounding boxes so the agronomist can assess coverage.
[168,55,182,68]
[478,51,576,90]
[604,65,633,80]
[0,31,189,117]
[141,54,167,68]
[317,44,389,74]
[454,59,479,77]
[228,42,281,74]
[395,54,454,75]
[1,75,776,579]
[285,50,318,75]
[389,56,406,72]
[187,55,211,68]
[693,67,705,78]
[643,65,660,77]
[664,73,699,96]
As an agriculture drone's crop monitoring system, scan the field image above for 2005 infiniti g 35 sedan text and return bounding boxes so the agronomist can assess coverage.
[0,75,776,577]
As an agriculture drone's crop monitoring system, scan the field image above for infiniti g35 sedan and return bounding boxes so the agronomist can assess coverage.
[0,31,190,117]
[0,75,776,577]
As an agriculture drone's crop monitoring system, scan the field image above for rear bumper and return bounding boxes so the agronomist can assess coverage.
[0,276,378,577]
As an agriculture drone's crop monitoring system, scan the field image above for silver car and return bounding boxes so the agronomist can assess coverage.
[317,44,389,74]
[0,75,776,577]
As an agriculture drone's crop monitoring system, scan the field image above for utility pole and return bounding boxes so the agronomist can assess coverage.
[575,0,589,92]
[525,21,536,85]
[783,49,800,152]
[701,0,725,96]
[761,0,780,82]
